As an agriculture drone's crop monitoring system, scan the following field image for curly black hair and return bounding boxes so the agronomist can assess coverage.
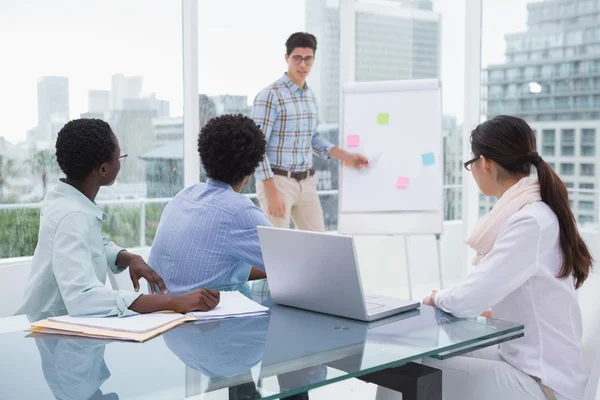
[198,114,266,185]
[285,32,317,55]
[55,118,117,181]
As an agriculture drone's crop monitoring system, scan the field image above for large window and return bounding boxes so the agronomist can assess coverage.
[579,200,595,210]
[580,215,595,224]
[506,68,520,80]
[567,30,584,46]
[581,163,596,176]
[196,0,343,229]
[489,69,504,82]
[483,0,600,228]
[582,128,596,156]
[542,130,556,156]
[524,66,537,79]
[561,129,575,156]
[580,182,595,195]
[0,1,183,258]
[1,0,472,262]
[198,0,466,229]
[561,163,575,175]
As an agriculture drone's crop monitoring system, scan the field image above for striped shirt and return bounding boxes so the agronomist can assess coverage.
[148,180,272,294]
[252,73,335,181]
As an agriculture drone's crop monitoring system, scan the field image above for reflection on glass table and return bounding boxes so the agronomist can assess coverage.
[0,281,524,400]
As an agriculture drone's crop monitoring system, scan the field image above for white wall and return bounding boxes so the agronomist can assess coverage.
[0,258,32,317]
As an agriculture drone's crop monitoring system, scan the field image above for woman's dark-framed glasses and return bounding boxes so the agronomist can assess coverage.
[463,156,479,171]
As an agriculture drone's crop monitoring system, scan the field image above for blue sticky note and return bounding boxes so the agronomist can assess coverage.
[422,153,435,166]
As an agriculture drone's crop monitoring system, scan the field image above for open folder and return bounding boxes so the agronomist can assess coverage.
[28,291,269,342]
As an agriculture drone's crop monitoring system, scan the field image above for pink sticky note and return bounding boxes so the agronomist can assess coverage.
[347,135,360,147]
[396,177,410,189]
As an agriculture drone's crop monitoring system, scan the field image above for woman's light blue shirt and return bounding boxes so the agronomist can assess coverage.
[16,180,142,317]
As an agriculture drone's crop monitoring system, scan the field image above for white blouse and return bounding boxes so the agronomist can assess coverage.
[435,201,587,400]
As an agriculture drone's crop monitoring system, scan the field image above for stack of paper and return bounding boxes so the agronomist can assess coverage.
[186,290,269,321]
[29,312,191,342]
[49,313,189,333]
[27,291,269,342]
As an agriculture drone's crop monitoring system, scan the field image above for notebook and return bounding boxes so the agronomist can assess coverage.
[186,291,268,320]
[28,291,269,342]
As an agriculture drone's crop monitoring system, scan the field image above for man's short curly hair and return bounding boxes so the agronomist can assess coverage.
[198,114,266,185]
[55,118,117,181]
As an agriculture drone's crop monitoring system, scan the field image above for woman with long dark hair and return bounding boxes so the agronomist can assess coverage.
[419,115,591,400]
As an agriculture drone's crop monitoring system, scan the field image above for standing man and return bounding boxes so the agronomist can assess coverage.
[252,32,368,231]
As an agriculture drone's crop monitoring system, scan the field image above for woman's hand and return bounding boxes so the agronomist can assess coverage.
[170,289,220,313]
[129,256,168,294]
[422,290,437,307]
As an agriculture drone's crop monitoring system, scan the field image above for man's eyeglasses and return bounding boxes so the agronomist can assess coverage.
[291,55,314,66]
[463,156,479,171]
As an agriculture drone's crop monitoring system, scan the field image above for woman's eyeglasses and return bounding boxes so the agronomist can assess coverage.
[95,153,128,170]
[463,156,479,171]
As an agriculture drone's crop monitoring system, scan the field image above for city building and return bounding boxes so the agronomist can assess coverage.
[306,0,441,124]
[443,116,463,221]
[140,141,183,198]
[152,116,183,147]
[36,76,69,142]
[123,93,170,118]
[210,95,251,116]
[79,112,105,120]
[484,0,600,225]
[109,109,157,183]
[87,90,110,117]
[111,73,143,110]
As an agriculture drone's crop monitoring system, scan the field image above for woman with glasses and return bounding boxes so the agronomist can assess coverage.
[17,118,220,318]
[413,115,590,400]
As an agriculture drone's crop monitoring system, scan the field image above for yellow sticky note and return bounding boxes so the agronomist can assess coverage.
[377,113,390,125]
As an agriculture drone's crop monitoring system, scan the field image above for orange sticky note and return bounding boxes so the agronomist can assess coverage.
[344,161,351,167]
[347,135,360,147]
[396,177,410,189]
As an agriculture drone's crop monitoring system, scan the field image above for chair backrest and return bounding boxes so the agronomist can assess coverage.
[107,247,151,294]
[579,273,600,400]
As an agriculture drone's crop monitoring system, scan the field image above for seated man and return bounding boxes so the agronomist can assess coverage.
[149,114,271,294]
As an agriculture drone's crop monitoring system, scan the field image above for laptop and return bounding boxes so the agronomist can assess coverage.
[257,226,420,322]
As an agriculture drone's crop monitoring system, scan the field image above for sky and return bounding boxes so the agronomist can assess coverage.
[0,0,531,144]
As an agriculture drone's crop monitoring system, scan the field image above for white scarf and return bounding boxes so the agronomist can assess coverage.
[465,176,542,265]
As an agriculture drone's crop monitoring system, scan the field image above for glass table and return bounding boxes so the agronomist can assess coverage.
[0,281,524,400]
